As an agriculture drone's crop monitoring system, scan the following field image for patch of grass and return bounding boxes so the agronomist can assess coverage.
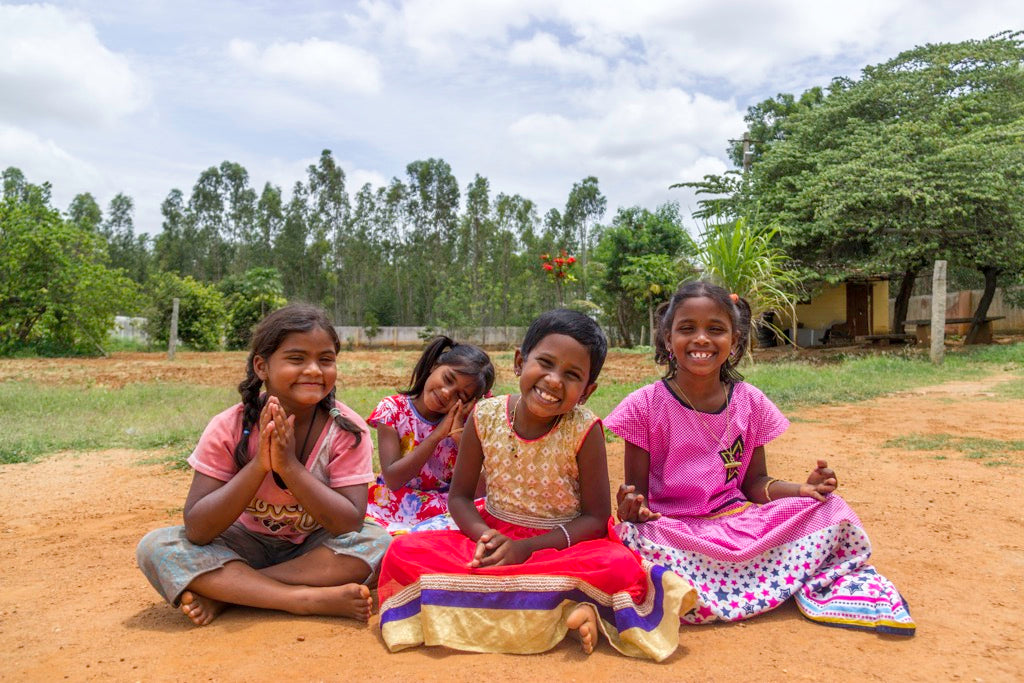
[746,343,1024,411]
[992,377,1024,400]
[883,431,1024,466]
[0,382,237,464]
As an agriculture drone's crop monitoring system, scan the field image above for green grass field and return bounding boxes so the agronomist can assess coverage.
[1,342,1021,466]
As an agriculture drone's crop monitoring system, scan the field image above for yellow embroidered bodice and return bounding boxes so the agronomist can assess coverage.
[474,395,600,528]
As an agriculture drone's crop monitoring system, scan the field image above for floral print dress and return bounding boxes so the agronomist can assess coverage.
[366,394,459,534]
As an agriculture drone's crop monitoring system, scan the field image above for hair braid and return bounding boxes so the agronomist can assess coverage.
[232,362,266,471]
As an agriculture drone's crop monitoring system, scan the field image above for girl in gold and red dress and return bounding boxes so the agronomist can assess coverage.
[377,310,696,661]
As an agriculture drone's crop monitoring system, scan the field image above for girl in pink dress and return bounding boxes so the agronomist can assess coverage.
[606,281,915,636]
[366,336,494,534]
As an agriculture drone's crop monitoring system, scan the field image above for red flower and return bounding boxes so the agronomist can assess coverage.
[567,256,576,264]
[554,258,564,265]
[542,263,554,271]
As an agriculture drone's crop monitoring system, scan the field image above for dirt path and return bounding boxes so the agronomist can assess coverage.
[1,369,1022,681]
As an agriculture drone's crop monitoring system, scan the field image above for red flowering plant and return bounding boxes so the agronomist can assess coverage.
[539,249,577,305]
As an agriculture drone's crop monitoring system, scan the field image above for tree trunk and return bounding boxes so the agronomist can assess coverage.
[964,266,1000,345]
[616,301,634,347]
[892,264,921,332]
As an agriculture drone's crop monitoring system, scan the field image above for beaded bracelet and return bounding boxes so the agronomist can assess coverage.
[763,477,779,502]
[556,523,572,549]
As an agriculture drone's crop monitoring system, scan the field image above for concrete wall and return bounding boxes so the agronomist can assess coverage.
[335,325,527,348]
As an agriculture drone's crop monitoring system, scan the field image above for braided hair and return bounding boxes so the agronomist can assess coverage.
[232,303,363,472]
[653,281,752,384]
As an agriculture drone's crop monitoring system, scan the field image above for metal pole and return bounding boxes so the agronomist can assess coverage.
[168,297,179,360]
[930,261,946,364]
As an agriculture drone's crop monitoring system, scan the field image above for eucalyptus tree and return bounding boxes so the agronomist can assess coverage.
[562,176,607,298]
[67,193,102,233]
[404,159,460,324]
[306,150,349,313]
[102,193,150,284]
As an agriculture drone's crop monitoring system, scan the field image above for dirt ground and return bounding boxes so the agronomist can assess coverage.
[1,350,1022,682]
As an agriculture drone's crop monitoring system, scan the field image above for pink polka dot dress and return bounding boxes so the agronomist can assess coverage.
[605,380,915,636]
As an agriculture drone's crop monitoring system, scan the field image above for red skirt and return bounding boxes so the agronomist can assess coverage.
[378,508,696,661]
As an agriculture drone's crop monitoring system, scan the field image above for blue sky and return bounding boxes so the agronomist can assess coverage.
[2,1,1021,234]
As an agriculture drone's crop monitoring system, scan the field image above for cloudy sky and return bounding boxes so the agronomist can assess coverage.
[2,1,1021,234]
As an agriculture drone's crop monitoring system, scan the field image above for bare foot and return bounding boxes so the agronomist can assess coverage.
[566,603,598,655]
[179,590,226,626]
[300,584,373,622]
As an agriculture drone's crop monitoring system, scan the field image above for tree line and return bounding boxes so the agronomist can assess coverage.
[1,158,692,354]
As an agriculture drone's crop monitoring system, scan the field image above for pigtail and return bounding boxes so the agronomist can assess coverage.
[401,336,457,397]
[320,389,363,451]
[232,358,267,471]
[653,300,675,379]
[720,294,751,384]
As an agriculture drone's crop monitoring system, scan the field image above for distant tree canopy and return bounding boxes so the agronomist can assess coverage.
[681,31,1024,340]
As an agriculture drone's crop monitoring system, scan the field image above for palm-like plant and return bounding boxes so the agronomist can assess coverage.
[688,216,803,347]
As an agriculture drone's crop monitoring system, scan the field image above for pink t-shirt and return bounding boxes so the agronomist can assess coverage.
[605,381,789,518]
[187,401,374,543]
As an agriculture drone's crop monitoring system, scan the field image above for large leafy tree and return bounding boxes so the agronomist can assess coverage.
[0,170,137,355]
[682,33,1024,341]
[591,203,692,346]
[753,32,1024,338]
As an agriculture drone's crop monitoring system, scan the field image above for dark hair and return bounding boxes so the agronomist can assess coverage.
[654,281,752,384]
[401,336,495,399]
[232,303,363,472]
[520,309,608,384]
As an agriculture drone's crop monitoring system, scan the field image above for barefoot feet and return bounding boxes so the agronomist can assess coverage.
[320,583,373,622]
[179,590,226,626]
[566,603,598,655]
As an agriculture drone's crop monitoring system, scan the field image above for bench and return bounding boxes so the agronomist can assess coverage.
[903,316,1006,345]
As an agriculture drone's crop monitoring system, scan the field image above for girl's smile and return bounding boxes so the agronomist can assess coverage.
[254,328,338,415]
[513,333,596,433]
[667,296,737,380]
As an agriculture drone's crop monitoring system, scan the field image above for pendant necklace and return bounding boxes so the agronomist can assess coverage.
[274,404,318,490]
[668,377,733,453]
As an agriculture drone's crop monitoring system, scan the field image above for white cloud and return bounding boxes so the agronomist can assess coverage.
[507,32,606,78]
[0,124,100,192]
[227,38,381,94]
[0,4,148,126]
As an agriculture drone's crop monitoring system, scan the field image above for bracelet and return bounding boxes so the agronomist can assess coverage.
[763,477,779,502]
[556,523,572,549]
[448,427,464,436]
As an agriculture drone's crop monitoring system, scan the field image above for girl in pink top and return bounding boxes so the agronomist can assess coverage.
[136,304,390,626]
[606,281,915,636]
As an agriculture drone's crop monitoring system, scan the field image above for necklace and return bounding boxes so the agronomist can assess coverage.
[667,377,733,452]
[274,404,318,490]
[508,395,561,443]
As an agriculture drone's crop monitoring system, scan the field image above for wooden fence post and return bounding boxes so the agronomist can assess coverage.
[930,261,947,364]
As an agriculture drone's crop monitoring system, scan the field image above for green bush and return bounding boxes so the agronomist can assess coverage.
[144,272,226,350]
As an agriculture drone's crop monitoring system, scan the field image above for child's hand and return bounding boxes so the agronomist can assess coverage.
[255,400,275,473]
[452,399,476,433]
[268,400,298,474]
[801,459,838,502]
[616,484,662,523]
[438,400,466,438]
[470,531,530,568]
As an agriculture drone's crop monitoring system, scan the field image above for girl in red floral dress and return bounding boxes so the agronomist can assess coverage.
[366,337,494,534]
